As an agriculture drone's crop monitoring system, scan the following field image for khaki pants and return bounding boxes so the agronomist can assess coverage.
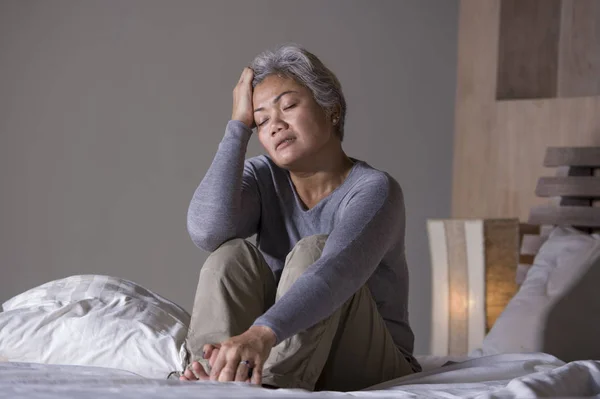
[185,235,414,391]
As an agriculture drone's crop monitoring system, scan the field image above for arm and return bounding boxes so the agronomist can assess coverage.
[186,120,261,252]
[252,175,404,344]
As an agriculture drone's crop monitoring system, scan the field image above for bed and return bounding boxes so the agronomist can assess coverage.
[1,146,600,398]
[1,354,600,398]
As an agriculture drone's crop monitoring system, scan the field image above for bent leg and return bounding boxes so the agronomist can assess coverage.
[185,239,276,367]
[262,235,340,390]
[262,234,415,391]
[314,285,415,391]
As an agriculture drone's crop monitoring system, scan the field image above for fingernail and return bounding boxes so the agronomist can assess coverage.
[202,351,206,358]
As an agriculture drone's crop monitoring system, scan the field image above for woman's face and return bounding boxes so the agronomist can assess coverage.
[253,75,336,169]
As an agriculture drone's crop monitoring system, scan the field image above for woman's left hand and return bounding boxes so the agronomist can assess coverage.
[209,325,277,385]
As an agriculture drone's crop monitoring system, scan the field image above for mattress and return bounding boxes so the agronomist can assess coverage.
[2,353,599,398]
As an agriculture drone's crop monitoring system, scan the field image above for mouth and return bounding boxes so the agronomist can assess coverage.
[276,137,296,150]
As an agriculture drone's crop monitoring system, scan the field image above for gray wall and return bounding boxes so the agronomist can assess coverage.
[0,0,457,354]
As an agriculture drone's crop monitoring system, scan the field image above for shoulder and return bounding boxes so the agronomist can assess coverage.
[245,154,272,169]
[349,161,404,205]
[244,155,287,184]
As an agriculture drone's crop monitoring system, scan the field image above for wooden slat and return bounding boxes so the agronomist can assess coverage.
[544,147,600,167]
[518,223,540,236]
[560,197,592,206]
[519,254,535,266]
[553,166,594,206]
[520,234,546,255]
[535,176,600,197]
[540,225,554,237]
[517,223,541,258]
[529,204,600,227]
[555,166,592,177]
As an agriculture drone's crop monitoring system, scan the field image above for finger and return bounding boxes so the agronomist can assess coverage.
[250,363,263,386]
[209,351,227,382]
[203,344,215,359]
[218,357,239,383]
[238,67,252,85]
[242,68,254,86]
[183,368,197,381]
[191,361,210,380]
[209,347,220,368]
[234,360,252,382]
[238,69,247,83]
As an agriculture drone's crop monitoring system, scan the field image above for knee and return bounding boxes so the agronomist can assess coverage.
[293,235,328,252]
[202,238,258,276]
[280,235,329,284]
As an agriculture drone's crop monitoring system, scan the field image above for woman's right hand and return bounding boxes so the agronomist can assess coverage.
[232,67,256,130]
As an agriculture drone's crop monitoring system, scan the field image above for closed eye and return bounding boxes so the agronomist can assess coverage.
[257,104,296,127]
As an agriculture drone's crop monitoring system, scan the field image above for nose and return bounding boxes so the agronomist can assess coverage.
[270,115,288,137]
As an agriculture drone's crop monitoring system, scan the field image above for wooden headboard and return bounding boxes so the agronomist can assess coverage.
[429,147,600,355]
[516,146,600,282]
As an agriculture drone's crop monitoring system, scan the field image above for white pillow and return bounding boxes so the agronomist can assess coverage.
[478,227,600,360]
[0,275,190,378]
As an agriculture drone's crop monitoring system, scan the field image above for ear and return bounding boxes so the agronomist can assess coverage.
[330,105,341,125]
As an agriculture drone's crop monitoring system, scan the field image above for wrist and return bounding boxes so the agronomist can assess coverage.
[248,325,277,346]
[231,118,254,130]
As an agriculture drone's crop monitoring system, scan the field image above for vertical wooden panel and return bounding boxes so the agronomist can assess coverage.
[445,222,469,356]
[464,220,486,352]
[558,0,600,97]
[496,0,562,99]
[427,220,450,356]
[452,0,501,218]
[483,219,519,331]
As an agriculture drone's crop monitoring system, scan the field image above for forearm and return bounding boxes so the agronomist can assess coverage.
[252,177,403,344]
[187,120,254,251]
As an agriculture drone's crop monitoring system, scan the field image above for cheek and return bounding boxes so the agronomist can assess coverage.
[257,131,269,149]
[295,108,325,132]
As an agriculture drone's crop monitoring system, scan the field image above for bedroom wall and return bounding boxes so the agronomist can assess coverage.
[0,0,458,354]
[452,0,600,220]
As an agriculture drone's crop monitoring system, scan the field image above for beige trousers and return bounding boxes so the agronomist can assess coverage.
[185,235,414,391]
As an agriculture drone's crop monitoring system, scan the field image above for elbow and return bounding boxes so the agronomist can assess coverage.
[187,221,224,252]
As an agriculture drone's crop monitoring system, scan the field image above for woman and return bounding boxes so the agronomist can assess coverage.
[180,44,420,391]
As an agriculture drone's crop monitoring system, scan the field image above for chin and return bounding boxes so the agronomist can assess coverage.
[270,151,305,170]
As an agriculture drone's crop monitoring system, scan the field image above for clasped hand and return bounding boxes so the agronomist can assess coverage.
[180,325,276,385]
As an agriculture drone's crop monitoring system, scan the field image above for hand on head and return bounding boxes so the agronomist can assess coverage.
[232,67,256,130]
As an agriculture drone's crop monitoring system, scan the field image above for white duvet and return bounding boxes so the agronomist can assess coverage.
[2,275,600,397]
[0,275,190,378]
[1,353,599,398]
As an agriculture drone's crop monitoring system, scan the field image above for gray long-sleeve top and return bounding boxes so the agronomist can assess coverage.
[187,120,419,369]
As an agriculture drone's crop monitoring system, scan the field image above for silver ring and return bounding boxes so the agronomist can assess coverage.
[239,360,252,367]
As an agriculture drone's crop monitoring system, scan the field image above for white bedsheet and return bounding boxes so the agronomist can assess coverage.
[1,353,599,398]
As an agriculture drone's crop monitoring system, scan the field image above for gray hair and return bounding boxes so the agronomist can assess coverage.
[250,43,347,141]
